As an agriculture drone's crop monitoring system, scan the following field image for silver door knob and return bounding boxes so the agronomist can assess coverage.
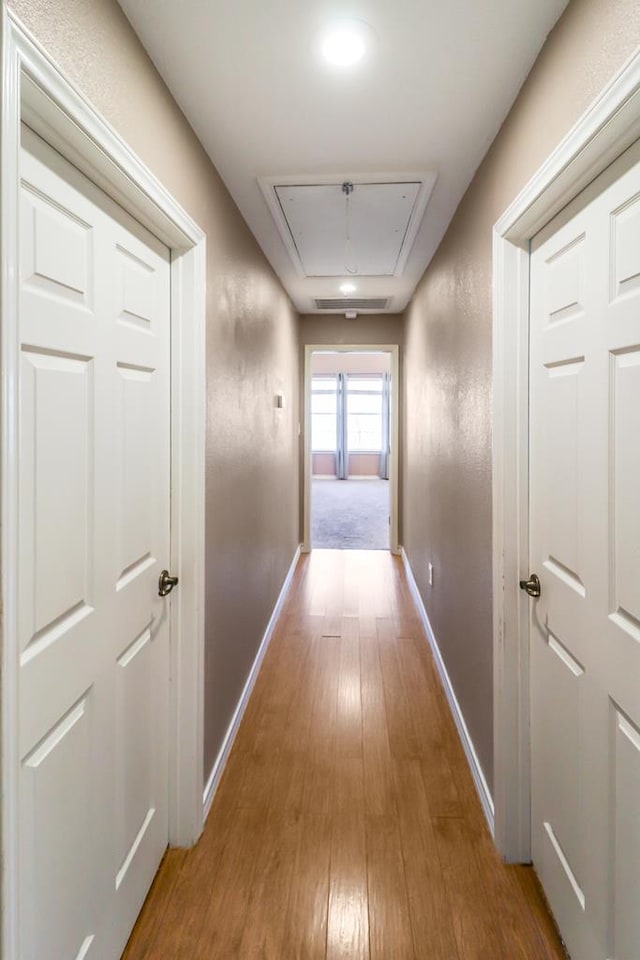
[158,569,179,597]
[519,573,541,598]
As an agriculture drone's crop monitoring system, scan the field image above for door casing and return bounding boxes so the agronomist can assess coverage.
[492,45,640,862]
[1,11,207,957]
[303,344,400,554]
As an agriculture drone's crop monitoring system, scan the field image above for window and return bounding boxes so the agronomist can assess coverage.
[346,376,383,452]
[311,376,338,452]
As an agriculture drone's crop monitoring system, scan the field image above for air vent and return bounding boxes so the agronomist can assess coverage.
[314,298,389,311]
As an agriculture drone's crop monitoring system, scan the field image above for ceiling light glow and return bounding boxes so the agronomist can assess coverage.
[321,21,367,67]
[340,281,357,294]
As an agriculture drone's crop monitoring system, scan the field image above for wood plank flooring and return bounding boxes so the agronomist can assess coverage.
[123,550,566,960]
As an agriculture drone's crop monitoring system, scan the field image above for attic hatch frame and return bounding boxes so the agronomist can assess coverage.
[259,171,437,281]
[1,11,207,957]
[492,44,640,863]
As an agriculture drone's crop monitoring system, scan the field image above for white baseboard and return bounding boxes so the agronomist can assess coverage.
[202,544,302,821]
[400,548,495,834]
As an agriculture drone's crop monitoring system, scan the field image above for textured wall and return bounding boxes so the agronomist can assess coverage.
[403,0,640,792]
[300,314,404,349]
[312,352,391,375]
[8,0,300,780]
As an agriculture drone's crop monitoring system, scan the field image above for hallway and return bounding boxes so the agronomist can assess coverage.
[123,551,564,959]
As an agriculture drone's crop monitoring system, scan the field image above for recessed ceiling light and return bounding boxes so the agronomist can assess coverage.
[320,20,370,68]
[340,281,357,294]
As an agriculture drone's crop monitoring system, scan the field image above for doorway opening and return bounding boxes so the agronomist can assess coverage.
[304,347,398,552]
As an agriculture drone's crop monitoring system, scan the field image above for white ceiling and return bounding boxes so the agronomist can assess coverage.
[118,0,569,314]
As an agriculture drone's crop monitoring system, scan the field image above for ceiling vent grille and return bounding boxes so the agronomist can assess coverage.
[314,297,389,311]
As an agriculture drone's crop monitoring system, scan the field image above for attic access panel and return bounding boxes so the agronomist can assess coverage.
[274,181,421,277]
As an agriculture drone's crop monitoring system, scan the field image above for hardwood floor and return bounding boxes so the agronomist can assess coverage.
[123,550,566,960]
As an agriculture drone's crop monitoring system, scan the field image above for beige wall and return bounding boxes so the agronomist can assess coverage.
[403,0,640,792]
[312,453,337,476]
[8,0,301,780]
[348,454,382,477]
[312,454,383,478]
[312,352,391,374]
[300,313,403,348]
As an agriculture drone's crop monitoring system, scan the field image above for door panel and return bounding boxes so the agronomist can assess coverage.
[530,139,640,960]
[534,627,585,883]
[17,124,171,960]
[116,364,157,582]
[610,191,640,300]
[544,231,586,325]
[540,358,585,594]
[115,623,156,880]
[611,349,640,629]
[19,348,94,650]
[20,692,97,960]
[611,707,640,957]
[21,184,93,309]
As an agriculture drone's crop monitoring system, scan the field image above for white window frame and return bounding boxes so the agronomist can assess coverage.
[1,12,207,955]
[345,373,386,455]
[310,374,339,454]
[493,46,640,862]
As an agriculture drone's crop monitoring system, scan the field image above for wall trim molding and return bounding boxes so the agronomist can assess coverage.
[492,44,640,862]
[400,548,495,834]
[203,545,302,821]
[1,12,206,957]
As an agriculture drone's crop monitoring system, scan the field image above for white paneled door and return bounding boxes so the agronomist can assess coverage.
[18,125,171,960]
[529,139,640,960]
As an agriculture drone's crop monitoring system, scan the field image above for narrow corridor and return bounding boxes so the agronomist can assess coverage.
[124,551,565,959]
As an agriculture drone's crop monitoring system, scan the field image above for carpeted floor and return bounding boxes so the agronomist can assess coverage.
[312,478,390,550]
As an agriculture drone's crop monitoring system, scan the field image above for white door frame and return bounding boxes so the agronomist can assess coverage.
[303,344,400,554]
[492,46,640,863]
[1,11,207,957]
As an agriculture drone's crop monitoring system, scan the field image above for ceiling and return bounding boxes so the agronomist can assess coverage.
[117,0,569,314]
